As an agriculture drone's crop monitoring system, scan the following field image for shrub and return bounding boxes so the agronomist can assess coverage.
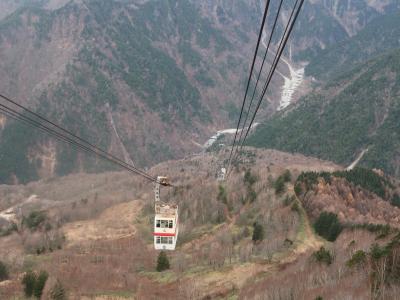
[242,226,250,238]
[291,202,300,213]
[274,177,286,195]
[346,250,367,268]
[247,188,257,203]
[24,211,46,230]
[50,279,67,300]
[157,251,170,272]
[215,205,226,224]
[294,182,302,195]
[282,169,291,182]
[370,243,387,260]
[314,212,343,242]
[217,185,227,204]
[391,194,400,208]
[252,223,264,242]
[0,261,8,281]
[274,170,292,195]
[22,270,37,297]
[284,195,295,206]
[34,270,48,299]
[0,222,18,237]
[244,169,257,186]
[313,247,333,265]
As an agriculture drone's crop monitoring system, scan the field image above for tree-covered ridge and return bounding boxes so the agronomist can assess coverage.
[305,10,400,79]
[296,168,399,207]
[247,49,400,177]
[70,0,216,122]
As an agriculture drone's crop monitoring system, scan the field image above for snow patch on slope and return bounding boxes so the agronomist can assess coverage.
[261,29,304,110]
[203,124,259,149]
[277,62,304,111]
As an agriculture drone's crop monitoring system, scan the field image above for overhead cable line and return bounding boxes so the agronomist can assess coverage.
[235,0,284,151]
[225,0,270,171]
[229,0,305,175]
[239,0,304,151]
[0,102,155,182]
[0,94,158,183]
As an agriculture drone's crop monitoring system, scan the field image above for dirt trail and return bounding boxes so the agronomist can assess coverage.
[63,200,143,246]
[285,185,323,260]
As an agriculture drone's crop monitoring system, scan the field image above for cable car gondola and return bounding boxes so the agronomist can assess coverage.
[153,176,179,250]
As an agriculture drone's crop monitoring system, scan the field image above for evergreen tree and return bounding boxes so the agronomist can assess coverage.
[282,169,292,182]
[0,261,8,281]
[34,270,49,299]
[156,251,170,272]
[252,222,264,242]
[22,270,37,298]
[274,177,286,194]
[217,185,227,204]
[50,279,67,300]
[314,212,343,241]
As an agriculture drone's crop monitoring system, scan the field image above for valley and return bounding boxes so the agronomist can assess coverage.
[1,1,400,299]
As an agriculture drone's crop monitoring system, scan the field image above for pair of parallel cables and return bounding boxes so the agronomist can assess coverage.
[0,93,158,184]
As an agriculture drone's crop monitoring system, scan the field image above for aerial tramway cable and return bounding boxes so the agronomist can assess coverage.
[0,103,155,182]
[225,0,270,172]
[227,0,305,176]
[238,0,305,150]
[0,94,158,183]
[235,0,284,153]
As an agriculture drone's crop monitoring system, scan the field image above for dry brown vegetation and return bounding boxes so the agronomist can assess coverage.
[297,175,400,227]
[1,148,400,299]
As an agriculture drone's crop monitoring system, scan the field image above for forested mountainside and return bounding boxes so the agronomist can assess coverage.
[306,10,400,79]
[0,0,261,183]
[0,0,398,184]
[248,49,400,176]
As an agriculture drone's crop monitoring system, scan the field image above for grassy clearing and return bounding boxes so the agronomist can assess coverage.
[140,270,178,283]
[90,290,135,299]
[22,254,51,271]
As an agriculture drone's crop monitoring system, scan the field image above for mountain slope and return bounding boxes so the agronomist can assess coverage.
[0,0,399,184]
[247,49,400,176]
[0,0,262,183]
[305,10,400,79]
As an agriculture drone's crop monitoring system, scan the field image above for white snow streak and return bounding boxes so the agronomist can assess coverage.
[261,31,304,110]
